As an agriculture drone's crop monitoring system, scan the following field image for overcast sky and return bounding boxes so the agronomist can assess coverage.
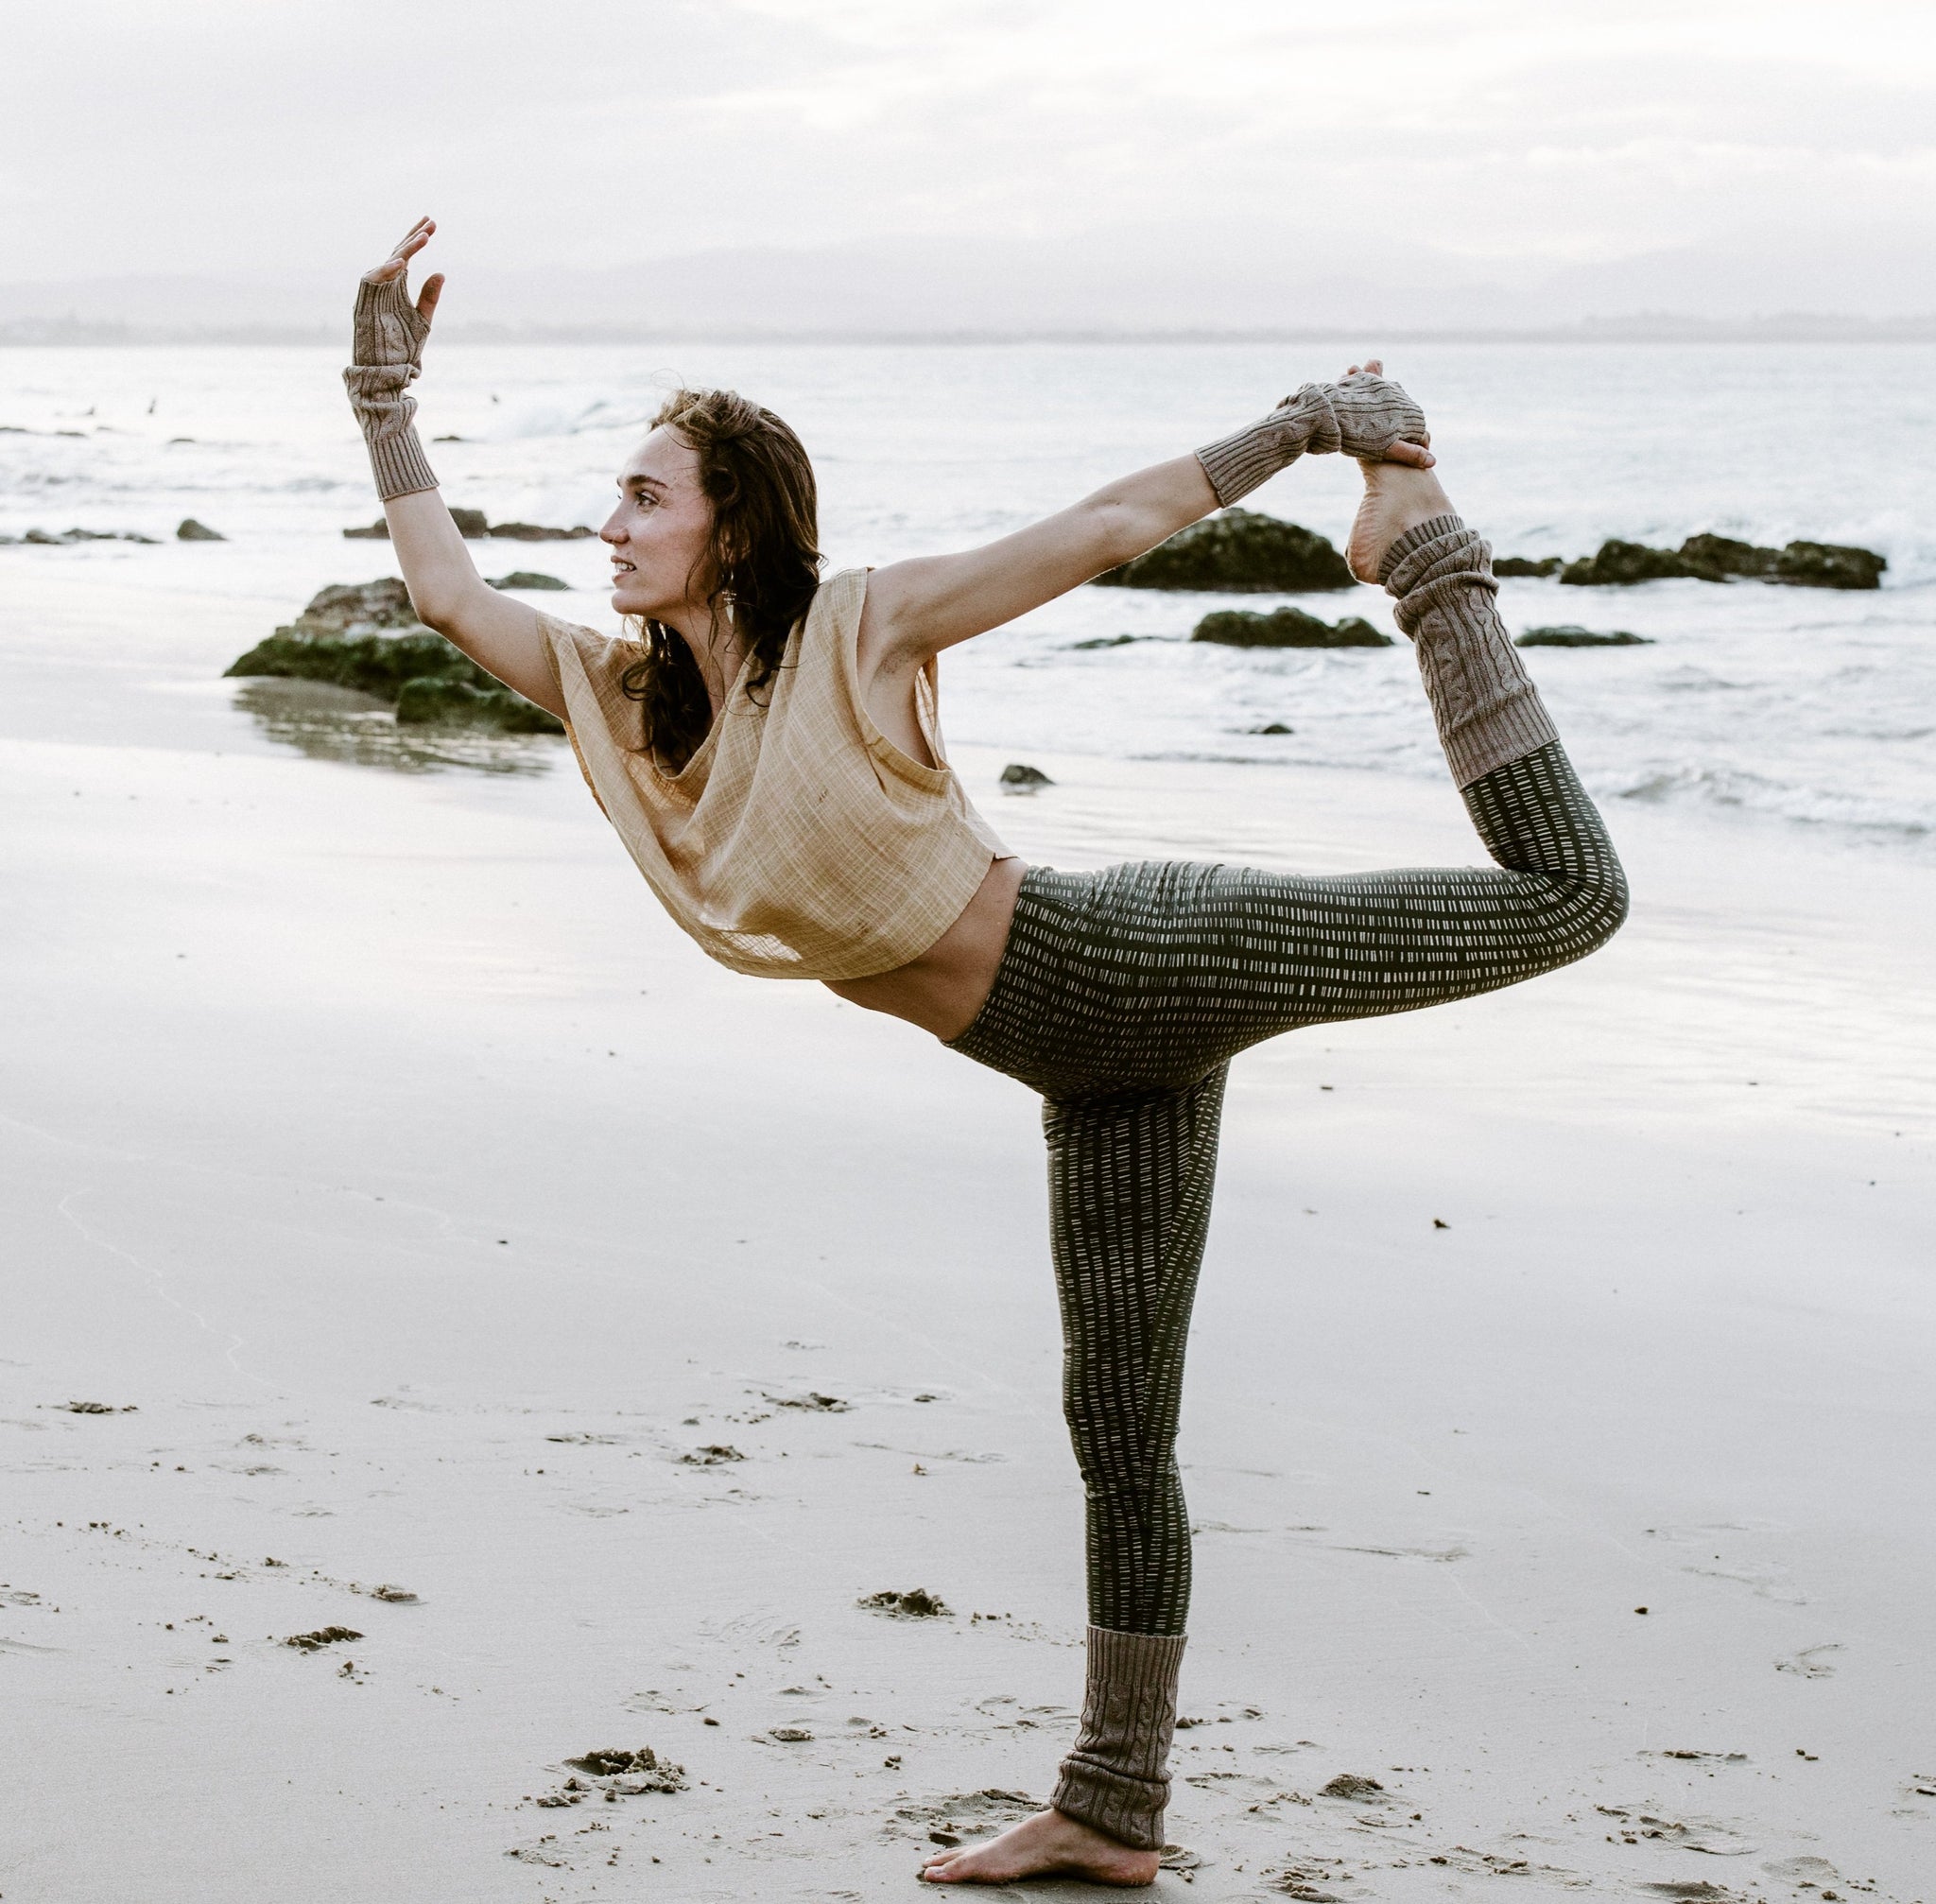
[4,0,1931,326]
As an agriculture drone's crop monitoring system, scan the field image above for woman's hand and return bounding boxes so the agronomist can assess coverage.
[1336,358,1433,467]
[352,216,444,368]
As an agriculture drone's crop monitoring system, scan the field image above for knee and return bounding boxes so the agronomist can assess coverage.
[1577,849,1631,954]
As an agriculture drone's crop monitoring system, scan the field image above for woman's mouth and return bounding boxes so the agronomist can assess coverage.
[612,559,635,575]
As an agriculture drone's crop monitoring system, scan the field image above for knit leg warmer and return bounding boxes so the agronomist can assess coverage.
[1050,1626,1187,1851]
[1382,513,1559,788]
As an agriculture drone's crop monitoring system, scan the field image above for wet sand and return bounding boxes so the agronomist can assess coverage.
[3,569,1934,1900]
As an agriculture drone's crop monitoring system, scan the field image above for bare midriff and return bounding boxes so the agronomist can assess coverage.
[822,853,1027,1041]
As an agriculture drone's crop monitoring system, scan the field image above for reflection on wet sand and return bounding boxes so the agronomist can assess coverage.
[231,678,559,777]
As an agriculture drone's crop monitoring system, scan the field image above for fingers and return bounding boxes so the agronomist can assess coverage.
[1382,439,1436,468]
[391,216,435,259]
[416,273,444,327]
[361,216,435,288]
[1339,357,1385,379]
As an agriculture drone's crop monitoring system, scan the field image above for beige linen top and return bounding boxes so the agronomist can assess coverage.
[540,567,1010,980]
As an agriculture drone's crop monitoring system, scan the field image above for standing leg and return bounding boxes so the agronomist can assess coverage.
[1046,1065,1227,1849]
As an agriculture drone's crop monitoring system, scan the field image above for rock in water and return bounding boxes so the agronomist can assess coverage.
[268,577,420,640]
[1094,509,1356,592]
[393,678,562,732]
[487,522,597,542]
[226,627,458,697]
[999,762,1053,787]
[19,527,159,545]
[343,506,490,540]
[1514,625,1652,648]
[1775,540,1886,589]
[1560,532,1885,589]
[1677,532,1778,579]
[223,578,563,736]
[176,517,225,541]
[1494,555,1562,578]
[1192,607,1392,648]
[1561,540,1703,585]
[488,571,570,590]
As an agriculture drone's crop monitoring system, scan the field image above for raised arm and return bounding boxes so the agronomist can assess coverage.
[343,219,565,718]
[859,365,1435,667]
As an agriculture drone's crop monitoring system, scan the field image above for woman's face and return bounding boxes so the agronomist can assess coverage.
[602,427,717,623]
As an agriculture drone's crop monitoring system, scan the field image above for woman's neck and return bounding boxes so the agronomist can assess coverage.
[662,603,747,716]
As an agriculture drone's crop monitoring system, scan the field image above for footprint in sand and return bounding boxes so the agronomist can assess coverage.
[1775,1643,1841,1677]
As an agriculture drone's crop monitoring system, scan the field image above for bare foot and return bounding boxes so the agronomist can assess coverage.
[1347,458,1457,585]
[919,1809,1160,1887]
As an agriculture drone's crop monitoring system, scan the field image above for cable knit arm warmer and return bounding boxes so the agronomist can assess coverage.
[1195,372,1429,507]
[341,275,439,502]
[1381,513,1560,788]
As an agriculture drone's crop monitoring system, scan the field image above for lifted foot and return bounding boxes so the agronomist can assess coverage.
[919,1808,1160,1886]
[1347,459,1457,586]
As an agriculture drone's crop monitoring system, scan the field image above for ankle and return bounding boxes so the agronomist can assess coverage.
[1348,465,1458,584]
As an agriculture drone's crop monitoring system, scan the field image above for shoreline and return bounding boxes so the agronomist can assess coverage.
[2,704,1931,1898]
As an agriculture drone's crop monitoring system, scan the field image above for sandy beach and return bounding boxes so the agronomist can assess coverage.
[3,531,1933,1902]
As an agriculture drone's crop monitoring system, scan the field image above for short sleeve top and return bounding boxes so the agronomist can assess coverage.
[541,568,1010,980]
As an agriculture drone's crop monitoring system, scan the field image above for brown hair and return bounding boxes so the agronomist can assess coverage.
[619,388,822,771]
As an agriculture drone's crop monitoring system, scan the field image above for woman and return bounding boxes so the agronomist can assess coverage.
[346,217,1626,1888]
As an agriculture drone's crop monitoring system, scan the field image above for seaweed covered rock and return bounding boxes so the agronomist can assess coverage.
[345,507,490,541]
[1095,509,1356,593]
[1514,625,1652,648]
[1494,555,1562,578]
[1192,606,1392,648]
[394,678,562,732]
[176,517,225,541]
[344,511,595,542]
[1677,533,1777,580]
[224,579,563,735]
[10,527,160,545]
[1562,532,1885,589]
[489,522,598,542]
[1774,540,1886,589]
[488,570,570,590]
[269,577,421,640]
[1560,540,1701,586]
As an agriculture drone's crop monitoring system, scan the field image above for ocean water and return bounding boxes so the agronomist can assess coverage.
[3,340,1932,847]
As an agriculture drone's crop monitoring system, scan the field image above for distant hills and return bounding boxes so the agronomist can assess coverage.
[3,234,1931,345]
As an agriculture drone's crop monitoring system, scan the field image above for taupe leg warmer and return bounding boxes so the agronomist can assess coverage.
[1382,513,1560,788]
[1050,1626,1187,1850]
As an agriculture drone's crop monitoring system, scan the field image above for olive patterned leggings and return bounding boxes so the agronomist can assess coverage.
[945,739,1627,1636]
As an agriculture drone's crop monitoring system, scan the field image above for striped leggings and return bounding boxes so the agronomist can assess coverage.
[945,739,1627,1636]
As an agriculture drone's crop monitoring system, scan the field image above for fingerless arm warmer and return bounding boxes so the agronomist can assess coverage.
[341,275,439,502]
[1195,372,1429,507]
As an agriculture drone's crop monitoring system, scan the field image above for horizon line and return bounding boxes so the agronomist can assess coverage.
[5,316,1935,349]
